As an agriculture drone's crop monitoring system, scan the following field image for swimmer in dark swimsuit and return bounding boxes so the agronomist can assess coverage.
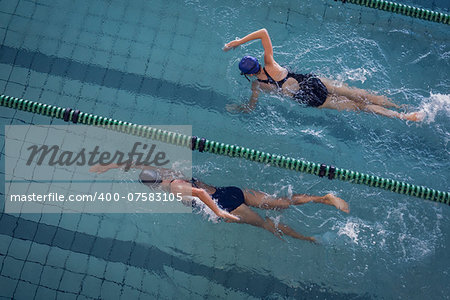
[224,28,423,121]
[90,163,350,242]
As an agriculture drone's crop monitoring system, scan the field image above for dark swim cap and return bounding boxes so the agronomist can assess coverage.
[139,169,162,188]
[239,56,260,74]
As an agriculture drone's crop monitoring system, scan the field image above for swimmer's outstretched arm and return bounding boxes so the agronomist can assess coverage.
[224,28,275,65]
[170,180,239,222]
[89,163,183,178]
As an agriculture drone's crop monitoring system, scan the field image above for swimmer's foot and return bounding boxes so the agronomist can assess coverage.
[400,111,425,122]
[325,194,350,213]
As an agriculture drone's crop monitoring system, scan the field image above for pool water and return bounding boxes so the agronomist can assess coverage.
[0,0,449,299]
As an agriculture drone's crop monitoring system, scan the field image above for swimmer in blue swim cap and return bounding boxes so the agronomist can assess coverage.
[91,163,349,242]
[224,29,423,121]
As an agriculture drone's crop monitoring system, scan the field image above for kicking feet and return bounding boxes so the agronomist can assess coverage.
[400,111,425,122]
[325,194,350,213]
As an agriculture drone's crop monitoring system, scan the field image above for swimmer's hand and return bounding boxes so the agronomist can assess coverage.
[218,210,240,222]
[223,45,235,52]
[223,39,241,52]
[306,236,318,244]
[226,103,252,113]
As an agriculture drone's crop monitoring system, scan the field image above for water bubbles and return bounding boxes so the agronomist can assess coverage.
[418,92,450,124]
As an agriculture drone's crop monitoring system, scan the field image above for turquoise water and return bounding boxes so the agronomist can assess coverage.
[0,0,449,299]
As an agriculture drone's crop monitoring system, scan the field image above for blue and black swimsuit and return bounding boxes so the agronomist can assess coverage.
[170,178,245,212]
[139,169,245,212]
[257,67,328,107]
[189,178,245,213]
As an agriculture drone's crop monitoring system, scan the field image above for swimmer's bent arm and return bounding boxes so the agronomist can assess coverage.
[248,81,260,109]
[243,81,261,113]
[224,28,275,65]
[89,163,183,178]
[226,81,260,113]
[191,188,240,221]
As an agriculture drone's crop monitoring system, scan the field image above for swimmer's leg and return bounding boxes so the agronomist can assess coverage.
[318,95,364,111]
[274,221,316,242]
[320,78,400,108]
[320,96,423,122]
[365,105,424,121]
[230,204,315,242]
[243,189,291,209]
[243,190,349,213]
[228,204,281,237]
[292,193,349,213]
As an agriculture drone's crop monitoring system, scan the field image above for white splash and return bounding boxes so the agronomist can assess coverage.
[191,196,221,223]
[270,215,282,227]
[418,92,450,123]
[336,220,361,244]
[346,67,372,83]
[300,128,324,138]
[335,67,373,84]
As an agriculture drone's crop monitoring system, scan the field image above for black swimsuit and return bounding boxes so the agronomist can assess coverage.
[257,67,328,107]
[173,178,245,212]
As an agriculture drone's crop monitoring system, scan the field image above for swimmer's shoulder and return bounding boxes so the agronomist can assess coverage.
[265,63,288,80]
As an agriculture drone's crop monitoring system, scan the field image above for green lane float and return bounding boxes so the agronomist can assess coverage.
[334,0,449,25]
[1,94,448,205]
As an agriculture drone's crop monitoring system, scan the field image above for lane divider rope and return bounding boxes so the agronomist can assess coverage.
[1,94,448,205]
[333,0,449,25]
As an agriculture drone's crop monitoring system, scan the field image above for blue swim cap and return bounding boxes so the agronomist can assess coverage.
[239,56,260,75]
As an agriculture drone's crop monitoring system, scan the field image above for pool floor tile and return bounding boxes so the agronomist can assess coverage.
[100,279,123,299]
[104,261,127,283]
[59,270,84,294]
[0,275,16,298]
[39,265,63,289]
[13,280,37,299]
[80,275,103,298]
[1,256,24,279]
[6,238,31,260]
[27,242,51,264]
[20,261,43,284]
